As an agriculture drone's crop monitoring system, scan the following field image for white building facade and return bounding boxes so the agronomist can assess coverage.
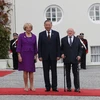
[10,0,100,67]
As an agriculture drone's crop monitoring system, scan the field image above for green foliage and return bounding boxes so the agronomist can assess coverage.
[0,24,10,59]
[0,0,11,59]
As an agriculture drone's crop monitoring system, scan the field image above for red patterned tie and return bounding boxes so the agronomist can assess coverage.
[48,31,50,40]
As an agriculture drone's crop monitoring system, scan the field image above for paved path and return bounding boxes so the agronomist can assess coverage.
[0,66,100,100]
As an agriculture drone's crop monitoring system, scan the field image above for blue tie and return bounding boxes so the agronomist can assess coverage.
[69,36,72,46]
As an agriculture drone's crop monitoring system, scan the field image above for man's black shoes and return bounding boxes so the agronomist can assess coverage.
[74,88,80,92]
[52,89,59,92]
[45,89,50,92]
[45,89,59,92]
[67,88,72,92]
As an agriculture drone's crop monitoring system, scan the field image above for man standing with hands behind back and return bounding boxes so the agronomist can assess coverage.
[10,33,18,70]
[38,20,60,92]
[79,33,88,69]
[61,28,82,92]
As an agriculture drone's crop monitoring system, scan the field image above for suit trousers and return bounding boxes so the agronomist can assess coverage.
[81,50,86,69]
[42,56,57,90]
[12,53,18,70]
[65,63,79,89]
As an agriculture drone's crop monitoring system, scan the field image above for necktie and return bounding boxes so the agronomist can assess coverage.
[48,31,50,40]
[69,36,72,46]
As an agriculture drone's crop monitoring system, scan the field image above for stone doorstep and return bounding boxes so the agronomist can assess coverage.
[0,59,13,69]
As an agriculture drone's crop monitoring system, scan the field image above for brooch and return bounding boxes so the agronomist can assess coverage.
[24,36,26,38]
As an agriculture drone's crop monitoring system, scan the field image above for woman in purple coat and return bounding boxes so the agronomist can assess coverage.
[17,23,37,91]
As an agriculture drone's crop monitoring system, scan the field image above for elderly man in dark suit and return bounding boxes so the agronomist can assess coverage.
[38,20,60,92]
[61,28,82,92]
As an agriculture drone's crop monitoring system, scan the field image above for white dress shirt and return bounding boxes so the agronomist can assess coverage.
[68,35,74,45]
[46,30,52,38]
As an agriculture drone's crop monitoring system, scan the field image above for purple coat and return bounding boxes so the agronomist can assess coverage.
[16,32,37,72]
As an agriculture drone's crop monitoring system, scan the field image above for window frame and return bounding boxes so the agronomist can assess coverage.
[91,46,100,62]
[44,5,63,25]
[88,3,100,24]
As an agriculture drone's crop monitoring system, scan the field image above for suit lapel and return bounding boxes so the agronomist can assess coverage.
[44,31,47,37]
[66,36,70,47]
[71,36,76,46]
[51,30,54,39]
[44,30,54,41]
[66,36,76,47]
[44,31,49,41]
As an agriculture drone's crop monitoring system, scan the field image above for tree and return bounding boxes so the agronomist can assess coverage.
[0,0,11,59]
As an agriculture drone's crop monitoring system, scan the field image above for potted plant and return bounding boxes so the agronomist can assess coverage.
[0,0,11,68]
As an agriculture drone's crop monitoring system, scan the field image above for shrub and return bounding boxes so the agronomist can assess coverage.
[0,0,11,59]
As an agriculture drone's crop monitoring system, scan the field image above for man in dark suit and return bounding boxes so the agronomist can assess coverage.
[10,33,18,70]
[61,28,82,92]
[38,20,60,92]
[80,33,88,69]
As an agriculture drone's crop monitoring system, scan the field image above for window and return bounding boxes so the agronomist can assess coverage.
[44,5,63,25]
[88,3,100,24]
[91,46,100,62]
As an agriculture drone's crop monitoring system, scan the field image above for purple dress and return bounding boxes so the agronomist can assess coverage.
[16,32,37,72]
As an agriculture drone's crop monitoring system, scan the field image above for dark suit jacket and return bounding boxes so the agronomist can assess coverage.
[61,36,82,64]
[38,30,60,60]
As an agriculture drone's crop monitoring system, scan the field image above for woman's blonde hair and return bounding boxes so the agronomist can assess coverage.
[23,23,33,31]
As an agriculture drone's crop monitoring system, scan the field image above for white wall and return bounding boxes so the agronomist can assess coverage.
[11,0,100,66]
